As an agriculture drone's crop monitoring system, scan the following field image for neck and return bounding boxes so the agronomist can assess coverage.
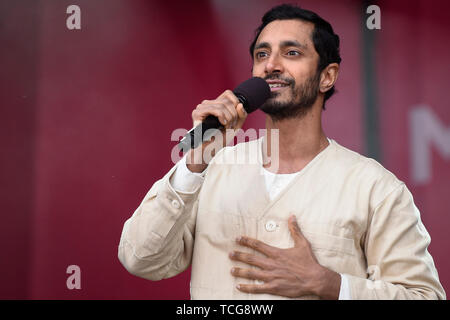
[263,102,329,174]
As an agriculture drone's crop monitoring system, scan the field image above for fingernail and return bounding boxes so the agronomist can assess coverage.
[235,237,241,243]
[236,284,241,290]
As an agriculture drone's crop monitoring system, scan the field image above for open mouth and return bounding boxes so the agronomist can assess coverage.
[266,80,291,92]
[269,83,288,90]
[269,83,289,92]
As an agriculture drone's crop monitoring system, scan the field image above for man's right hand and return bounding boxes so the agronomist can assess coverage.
[186,90,248,173]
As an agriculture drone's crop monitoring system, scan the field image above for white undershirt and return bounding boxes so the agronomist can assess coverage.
[262,168,299,201]
[169,138,351,300]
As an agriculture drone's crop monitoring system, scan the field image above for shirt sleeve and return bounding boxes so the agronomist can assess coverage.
[338,274,352,300]
[118,158,205,281]
[346,183,446,299]
[169,154,206,193]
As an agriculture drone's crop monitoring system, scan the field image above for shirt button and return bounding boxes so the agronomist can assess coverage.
[171,199,180,209]
[265,220,277,232]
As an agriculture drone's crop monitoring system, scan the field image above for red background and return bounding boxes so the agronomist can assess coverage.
[0,0,448,299]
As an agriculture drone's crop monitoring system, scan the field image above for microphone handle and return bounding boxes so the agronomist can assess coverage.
[178,115,223,153]
[178,94,247,153]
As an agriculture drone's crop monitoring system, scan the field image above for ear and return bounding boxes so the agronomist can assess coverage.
[319,63,339,94]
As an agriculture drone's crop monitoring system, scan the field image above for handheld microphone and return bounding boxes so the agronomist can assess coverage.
[178,77,270,152]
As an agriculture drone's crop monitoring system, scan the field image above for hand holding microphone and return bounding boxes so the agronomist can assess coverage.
[191,89,247,136]
[179,77,270,150]
[179,77,270,173]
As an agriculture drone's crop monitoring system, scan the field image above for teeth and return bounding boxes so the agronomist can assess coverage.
[269,83,286,88]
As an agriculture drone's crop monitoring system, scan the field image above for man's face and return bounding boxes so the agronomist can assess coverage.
[252,19,321,120]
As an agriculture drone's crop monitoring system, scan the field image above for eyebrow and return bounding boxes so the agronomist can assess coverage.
[254,40,308,51]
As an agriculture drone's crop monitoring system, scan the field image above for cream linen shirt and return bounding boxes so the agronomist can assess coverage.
[168,138,352,299]
[118,137,446,299]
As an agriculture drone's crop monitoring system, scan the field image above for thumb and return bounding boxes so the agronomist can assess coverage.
[236,103,247,118]
[288,215,305,247]
[235,103,247,130]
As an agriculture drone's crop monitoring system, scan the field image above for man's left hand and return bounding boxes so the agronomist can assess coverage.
[229,215,341,299]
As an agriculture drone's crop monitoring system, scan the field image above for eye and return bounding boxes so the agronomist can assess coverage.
[255,51,268,59]
[286,50,300,56]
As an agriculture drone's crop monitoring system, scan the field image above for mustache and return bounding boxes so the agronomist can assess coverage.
[264,74,295,86]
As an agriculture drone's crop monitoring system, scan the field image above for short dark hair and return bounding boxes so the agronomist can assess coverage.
[249,4,341,102]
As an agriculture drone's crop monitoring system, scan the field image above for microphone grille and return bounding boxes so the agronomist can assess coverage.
[233,77,271,113]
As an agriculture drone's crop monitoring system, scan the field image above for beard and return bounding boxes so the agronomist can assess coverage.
[260,71,321,122]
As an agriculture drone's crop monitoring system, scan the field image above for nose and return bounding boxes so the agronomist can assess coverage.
[265,52,284,75]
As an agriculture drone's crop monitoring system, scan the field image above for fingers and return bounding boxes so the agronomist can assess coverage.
[192,102,233,128]
[192,90,244,129]
[219,90,242,128]
[229,250,275,270]
[218,89,240,106]
[288,215,307,248]
[235,236,278,257]
[235,103,248,129]
[235,283,275,295]
[230,267,272,282]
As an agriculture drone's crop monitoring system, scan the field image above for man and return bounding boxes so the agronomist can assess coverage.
[118,4,445,299]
